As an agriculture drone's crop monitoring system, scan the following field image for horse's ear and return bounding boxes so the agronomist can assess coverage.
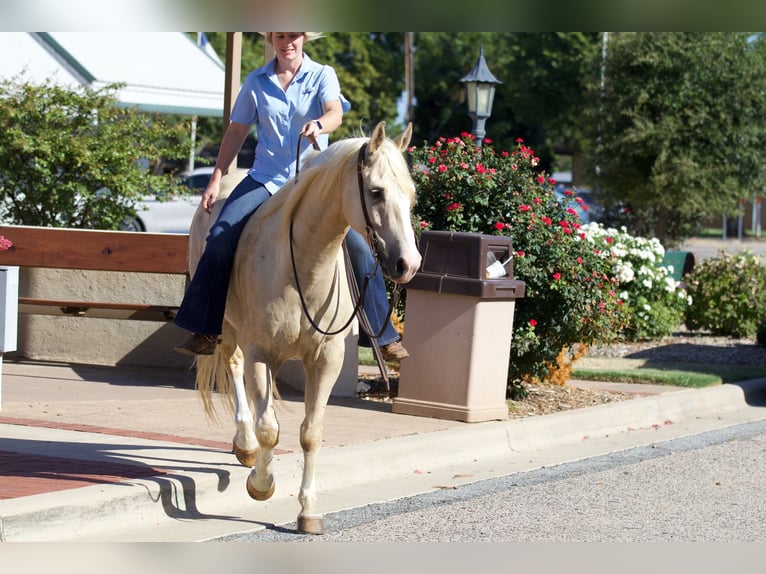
[368,121,387,154]
[392,122,413,152]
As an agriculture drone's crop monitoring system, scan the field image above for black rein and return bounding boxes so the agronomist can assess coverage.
[289,138,401,337]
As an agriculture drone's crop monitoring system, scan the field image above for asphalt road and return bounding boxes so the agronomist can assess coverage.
[217,418,766,543]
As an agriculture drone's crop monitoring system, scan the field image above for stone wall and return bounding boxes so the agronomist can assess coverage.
[10,267,359,396]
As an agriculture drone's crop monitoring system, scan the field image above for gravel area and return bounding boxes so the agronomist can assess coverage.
[587,330,766,367]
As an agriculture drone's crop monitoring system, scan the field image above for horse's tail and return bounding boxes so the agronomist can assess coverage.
[194,336,241,420]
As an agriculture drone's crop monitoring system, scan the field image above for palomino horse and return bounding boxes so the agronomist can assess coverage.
[190,121,421,534]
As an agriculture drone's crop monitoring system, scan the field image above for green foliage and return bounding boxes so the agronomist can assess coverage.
[582,224,689,341]
[684,250,766,338]
[408,133,626,394]
[307,33,404,138]
[411,32,601,173]
[194,33,405,148]
[0,76,189,229]
[589,32,766,245]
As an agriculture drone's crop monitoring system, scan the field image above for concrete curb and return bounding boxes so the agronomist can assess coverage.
[2,379,765,541]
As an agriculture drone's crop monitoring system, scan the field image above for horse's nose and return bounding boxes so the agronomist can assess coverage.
[394,251,421,283]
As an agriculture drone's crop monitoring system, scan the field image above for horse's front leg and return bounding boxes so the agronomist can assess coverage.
[296,347,343,535]
[245,359,280,501]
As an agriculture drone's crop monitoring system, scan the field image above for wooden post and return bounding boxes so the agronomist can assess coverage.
[224,33,243,175]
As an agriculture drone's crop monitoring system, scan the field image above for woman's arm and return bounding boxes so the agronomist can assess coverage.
[200,121,251,213]
[300,99,343,142]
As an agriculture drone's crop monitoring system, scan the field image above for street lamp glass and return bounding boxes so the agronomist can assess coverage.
[477,83,495,117]
[465,80,496,118]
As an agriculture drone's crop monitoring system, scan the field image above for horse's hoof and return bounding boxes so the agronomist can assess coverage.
[297,515,325,535]
[246,476,275,501]
[232,443,258,468]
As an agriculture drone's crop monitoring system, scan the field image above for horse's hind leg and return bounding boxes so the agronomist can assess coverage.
[221,325,258,468]
[245,359,279,501]
[296,351,343,535]
[232,368,258,468]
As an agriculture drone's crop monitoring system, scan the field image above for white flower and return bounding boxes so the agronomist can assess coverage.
[611,246,628,258]
[664,276,677,292]
[614,263,635,283]
[637,265,652,277]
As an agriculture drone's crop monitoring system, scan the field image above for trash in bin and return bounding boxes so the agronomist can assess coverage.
[486,251,512,278]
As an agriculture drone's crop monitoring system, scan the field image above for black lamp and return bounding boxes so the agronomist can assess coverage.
[460,46,501,147]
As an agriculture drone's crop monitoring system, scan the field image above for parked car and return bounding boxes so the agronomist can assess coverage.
[119,166,214,233]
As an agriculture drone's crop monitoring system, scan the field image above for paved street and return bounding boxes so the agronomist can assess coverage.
[680,235,766,262]
[220,418,766,542]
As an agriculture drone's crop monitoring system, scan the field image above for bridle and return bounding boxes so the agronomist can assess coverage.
[289,137,401,336]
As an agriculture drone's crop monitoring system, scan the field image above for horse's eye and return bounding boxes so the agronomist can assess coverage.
[369,187,383,200]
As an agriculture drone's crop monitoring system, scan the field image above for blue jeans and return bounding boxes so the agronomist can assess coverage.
[174,175,271,335]
[344,228,400,348]
[175,175,400,348]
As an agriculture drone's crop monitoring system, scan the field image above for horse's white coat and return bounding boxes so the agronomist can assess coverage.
[190,122,420,534]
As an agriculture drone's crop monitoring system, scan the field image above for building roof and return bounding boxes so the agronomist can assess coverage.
[0,32,226,117]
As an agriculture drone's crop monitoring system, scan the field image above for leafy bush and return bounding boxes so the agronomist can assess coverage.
[581,223,690,341]
[684,250,766,338]
[0,76,189,229]
[408,134,626,396]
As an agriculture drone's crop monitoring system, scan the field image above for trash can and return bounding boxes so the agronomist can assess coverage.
[393,231,525,422]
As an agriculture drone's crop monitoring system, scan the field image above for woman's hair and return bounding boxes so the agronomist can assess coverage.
[262,32,323,44]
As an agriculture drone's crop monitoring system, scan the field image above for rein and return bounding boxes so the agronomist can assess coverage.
[289,137,401,337]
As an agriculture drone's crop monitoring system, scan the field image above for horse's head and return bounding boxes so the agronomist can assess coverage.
[348,121,422,283]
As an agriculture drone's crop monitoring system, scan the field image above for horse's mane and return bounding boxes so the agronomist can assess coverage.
[248,130,415,242]
[255,137,366,237]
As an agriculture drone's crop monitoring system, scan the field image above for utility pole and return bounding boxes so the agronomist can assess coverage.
[404,32,415,124]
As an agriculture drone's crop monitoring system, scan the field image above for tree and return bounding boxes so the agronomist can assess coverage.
[410,33,601,173]
[0,76,190,229]
[192,32,405,151]
[305,32,405,137]
[588,32,766,244]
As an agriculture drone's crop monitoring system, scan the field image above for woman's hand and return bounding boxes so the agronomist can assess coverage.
[300,120,322,143]
[200,179,221,214]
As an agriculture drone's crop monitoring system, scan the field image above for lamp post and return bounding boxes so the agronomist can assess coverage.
[460,46,501,147]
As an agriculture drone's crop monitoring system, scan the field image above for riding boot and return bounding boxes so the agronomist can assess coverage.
[174,333,221,356]
[381,340,410,361]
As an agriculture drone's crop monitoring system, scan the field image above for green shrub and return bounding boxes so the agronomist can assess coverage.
[408,134,626,396]
[684,250,766,338]
[0,77,189,229]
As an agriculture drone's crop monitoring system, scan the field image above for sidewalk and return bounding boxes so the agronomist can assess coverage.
[680,234,766,262]
[1,358,765,542]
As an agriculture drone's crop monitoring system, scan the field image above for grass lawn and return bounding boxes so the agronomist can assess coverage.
[359,347,377,366]
[573,360,766,388]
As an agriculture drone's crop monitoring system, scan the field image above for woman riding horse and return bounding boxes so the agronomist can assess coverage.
[173,32,408,362]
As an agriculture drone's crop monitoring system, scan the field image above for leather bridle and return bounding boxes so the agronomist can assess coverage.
[289,138,400,336]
